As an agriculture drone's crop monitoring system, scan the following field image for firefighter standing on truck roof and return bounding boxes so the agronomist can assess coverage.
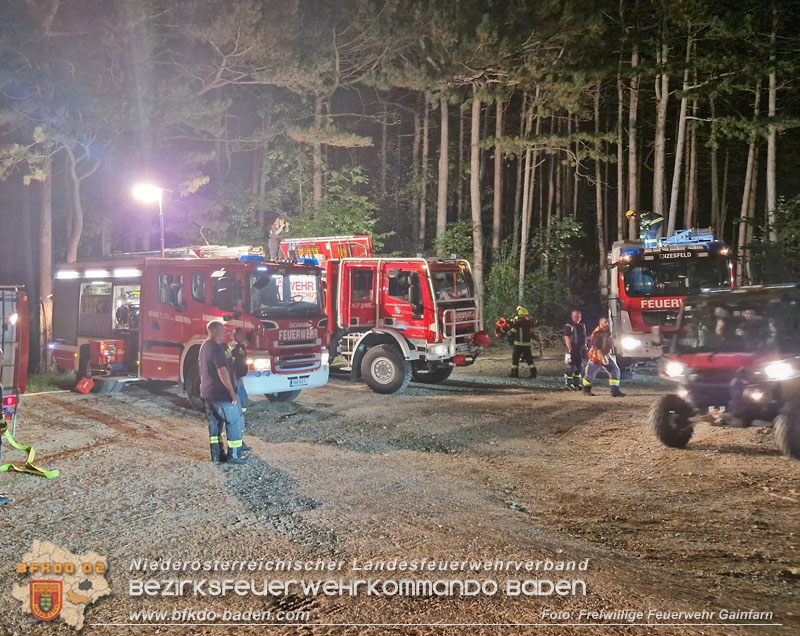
[583,317,625,398]
[562,310,587,390]
[509,306,538,379]
[268,216,289,260]
[199,321,248,464]
[626,209,664,241]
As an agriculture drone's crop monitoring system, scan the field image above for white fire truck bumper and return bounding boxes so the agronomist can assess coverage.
[617,334,662,359]
[242,364,329,395]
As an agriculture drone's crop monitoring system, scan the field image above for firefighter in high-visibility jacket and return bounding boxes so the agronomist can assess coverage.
[626,209,664,241]
[509,306,538,378]
[583,317,625,397]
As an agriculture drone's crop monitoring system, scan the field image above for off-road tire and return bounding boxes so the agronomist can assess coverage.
[774,409,800,460]
[412,365,453,384]
[184,360,204,411]
[266,390,301,403]
[361,344,412,394]
[650,394,694,448]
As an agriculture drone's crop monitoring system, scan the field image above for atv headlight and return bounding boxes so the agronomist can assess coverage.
[763,360,795,381]
[664,360,687,379]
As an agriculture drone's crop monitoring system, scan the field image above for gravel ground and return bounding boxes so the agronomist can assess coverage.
[0,346,797,635]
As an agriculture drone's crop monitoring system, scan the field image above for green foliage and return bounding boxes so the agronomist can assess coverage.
[433,219,474,257]
[749,195,800,283]
[289,166,391,252]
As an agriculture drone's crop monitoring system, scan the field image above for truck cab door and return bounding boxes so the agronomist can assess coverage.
[380,264,428,340]
[140,267,186,380]
[340,263,377,329]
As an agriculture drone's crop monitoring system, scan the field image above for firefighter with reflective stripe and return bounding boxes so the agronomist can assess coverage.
[626,209,664,242]
[509,306,537,378]
[583,317,625,397]
[562,309,587,390]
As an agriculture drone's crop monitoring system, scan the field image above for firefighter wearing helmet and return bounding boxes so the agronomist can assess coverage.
[583,317,625,397]
[626,209,664,242]
[508,306,537,379]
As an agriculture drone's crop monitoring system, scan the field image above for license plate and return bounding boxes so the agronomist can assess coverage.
[289,377,309,387]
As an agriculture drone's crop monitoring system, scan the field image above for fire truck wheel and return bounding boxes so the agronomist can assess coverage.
[649,394,693,448]
[184,361,204,411]
[412,365,453,384]
[361,345,412,394]
[266,390,301,403]
[774,410,800,460]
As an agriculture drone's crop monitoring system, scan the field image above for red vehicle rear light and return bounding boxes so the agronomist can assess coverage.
[2,395,17,407]
[472,330,491,347]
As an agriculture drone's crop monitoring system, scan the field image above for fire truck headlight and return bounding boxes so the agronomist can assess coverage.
[321,351,329,366]
[664,360,687,379]
[428,344,449,358]
[620,336,643,352]
[7,312,18,326]
[763,360,795,381]
[249,357,271,372]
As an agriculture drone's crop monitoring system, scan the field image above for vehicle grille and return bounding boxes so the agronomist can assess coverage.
[274,353,319,373]
[642,311,679,327]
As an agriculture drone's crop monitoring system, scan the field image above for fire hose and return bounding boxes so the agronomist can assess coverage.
[0,429,59,479]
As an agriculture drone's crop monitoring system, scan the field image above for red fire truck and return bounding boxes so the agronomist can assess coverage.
[279,235,373,266]
[325,256,490,393]
[0,286,29,434]
[50,246,329,407]
[604,229,734,369]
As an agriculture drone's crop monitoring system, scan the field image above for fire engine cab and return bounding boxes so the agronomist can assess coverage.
[50,246,329,407]
[325,256,490,393]
[605,229,734,368]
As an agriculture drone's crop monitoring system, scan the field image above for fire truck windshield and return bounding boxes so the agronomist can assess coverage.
[431,269,472,302]
[248,270,321,318]
[623,257,730,298]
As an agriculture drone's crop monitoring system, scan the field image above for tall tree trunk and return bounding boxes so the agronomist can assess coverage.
[653,30,669,220]
[470,92,484,308]
[616,65,626,240]
[737,83,762,284]
[419,97,430,247]
[667,29,692,235]
[721,146,730,239]
[512,93,527,256]
[20,184,40,374]
[380,109,388,198]
[766,1,777,241]
[39,153,53,371]
[684,98,698,229]
[710,97,719,232]
[64,147,83,263]
[479,101,490,185]
[436,97,449,251]
[546,118,555,228]
[492,100,504,255]
[572,112,580,218]
[594,85,607,284]
[518,89,538,302]
[411,108,421,242]
[627,43,640,238]
[312,95,323,204]
[457,106,465,219]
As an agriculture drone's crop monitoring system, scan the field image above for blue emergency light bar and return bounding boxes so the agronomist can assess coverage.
[240,254,266,262]
[299,257,319,266]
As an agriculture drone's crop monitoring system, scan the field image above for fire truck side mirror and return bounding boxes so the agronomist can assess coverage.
[651,325,662,346]
[599,269,609,296]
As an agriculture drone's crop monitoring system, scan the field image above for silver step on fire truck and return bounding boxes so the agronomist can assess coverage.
[50,245,329,408]
[325,256,490,393]
[604,228,735,369]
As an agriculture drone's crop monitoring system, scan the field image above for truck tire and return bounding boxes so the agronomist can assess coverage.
[412,365,453,384]
[266,390,301,403]
[650,394,693,448]
[361,344,412,394]
[184,359,204,411]
[774,410,800,460]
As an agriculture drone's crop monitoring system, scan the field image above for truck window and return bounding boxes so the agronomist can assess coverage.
[79,281,113,336]
[212,273,243,312]
[387,269,414,302]
[352,270,374,302]
[191,273,206,303]
[158,274,184,307]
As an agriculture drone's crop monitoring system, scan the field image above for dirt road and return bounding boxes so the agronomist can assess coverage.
[1,355,797,635]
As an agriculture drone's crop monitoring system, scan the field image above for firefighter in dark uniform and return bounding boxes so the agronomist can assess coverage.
[626,209,664,241]
[509,306,537,378]
[562,309,587,390]
[230,327,249,412]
